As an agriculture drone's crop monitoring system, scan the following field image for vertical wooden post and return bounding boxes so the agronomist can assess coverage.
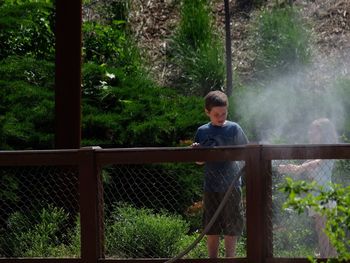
[264,159,274,258]
[79,147,104,262]
[55,0,82,149]
[224,0,233,97]
[245,144,264,262]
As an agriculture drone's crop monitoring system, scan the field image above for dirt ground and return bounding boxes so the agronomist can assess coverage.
[128,0,350,86]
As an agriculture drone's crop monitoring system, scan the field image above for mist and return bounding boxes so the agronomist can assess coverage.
[233,54,350,144]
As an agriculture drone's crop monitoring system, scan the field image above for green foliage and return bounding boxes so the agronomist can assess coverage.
[175,0,213,49]
[105,203,189,258]
[82,62,205,147]
[0,0,54,60]
[3,205,80,257]
[82,1,144,74]
[168,0,225,96]
[281,178,350,261]
[0,56,55,149]
[83,21,143,72]
[81,3,209,147]
[252,6,311,80]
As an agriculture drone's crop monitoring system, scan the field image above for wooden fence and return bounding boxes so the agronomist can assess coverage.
[1,144,350,263]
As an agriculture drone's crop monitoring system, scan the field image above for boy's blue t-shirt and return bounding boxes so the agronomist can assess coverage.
[194,121,248,192]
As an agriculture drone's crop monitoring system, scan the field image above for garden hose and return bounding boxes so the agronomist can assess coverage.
[164,168,244,263]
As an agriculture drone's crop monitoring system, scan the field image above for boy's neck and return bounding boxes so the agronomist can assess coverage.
[211,120,227,127]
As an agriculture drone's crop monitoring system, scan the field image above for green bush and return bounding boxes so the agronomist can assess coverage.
[0,0,55,60]
[3,205,80,257]
[252,6,311,80]
[0,56,55,149]
[105,203,189,258]
[168,0,225,96]
[81,62,205,147]
[83,21,142,72]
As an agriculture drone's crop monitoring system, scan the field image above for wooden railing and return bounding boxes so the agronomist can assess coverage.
[1,144,350,263]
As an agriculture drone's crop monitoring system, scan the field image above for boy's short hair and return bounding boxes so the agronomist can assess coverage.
[204,90,228,111]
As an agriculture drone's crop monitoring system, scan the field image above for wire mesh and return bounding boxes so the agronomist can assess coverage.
[0,166,80,258]
[102,162,247,259]
[270,159,350,258]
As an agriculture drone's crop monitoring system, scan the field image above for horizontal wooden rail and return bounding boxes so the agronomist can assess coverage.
[0,149,79,166]
[262,144,350,160]
[95,146,247,165]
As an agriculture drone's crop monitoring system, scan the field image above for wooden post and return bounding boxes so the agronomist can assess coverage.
[79,147,104,262]
[246,144,264,262]
[224,0,233,97]
[55,0,82,149]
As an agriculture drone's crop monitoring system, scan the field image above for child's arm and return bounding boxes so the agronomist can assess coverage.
[277,160,321,176]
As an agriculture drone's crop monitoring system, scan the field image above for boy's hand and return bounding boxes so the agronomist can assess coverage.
[190,142,204,165]
[191,142,201,148]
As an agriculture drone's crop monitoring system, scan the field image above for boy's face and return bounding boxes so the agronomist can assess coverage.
[205,106,228,126]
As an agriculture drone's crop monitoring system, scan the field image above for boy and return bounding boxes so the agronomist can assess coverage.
[192,90,248,258]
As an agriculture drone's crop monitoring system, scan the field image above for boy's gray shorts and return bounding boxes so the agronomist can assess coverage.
[202,189,243,236]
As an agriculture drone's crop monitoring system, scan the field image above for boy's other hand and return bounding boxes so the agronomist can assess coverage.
[190,142,204,165]
[191,142,201,148]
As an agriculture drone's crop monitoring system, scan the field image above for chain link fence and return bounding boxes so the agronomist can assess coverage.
[1,151,349,260]
[0,166,79,258]
[0,160,247,259]
[102,162,247,259]
[270,159,350,258]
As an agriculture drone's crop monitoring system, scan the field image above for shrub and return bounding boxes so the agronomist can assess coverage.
[83,21,142,71]
[0,0,55,60]
[81,63,206,147]
[105,203,189,258]
[252,6,311,80]
[4,205,79,257]
[0,56,55,149]
[168,0,225,96]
